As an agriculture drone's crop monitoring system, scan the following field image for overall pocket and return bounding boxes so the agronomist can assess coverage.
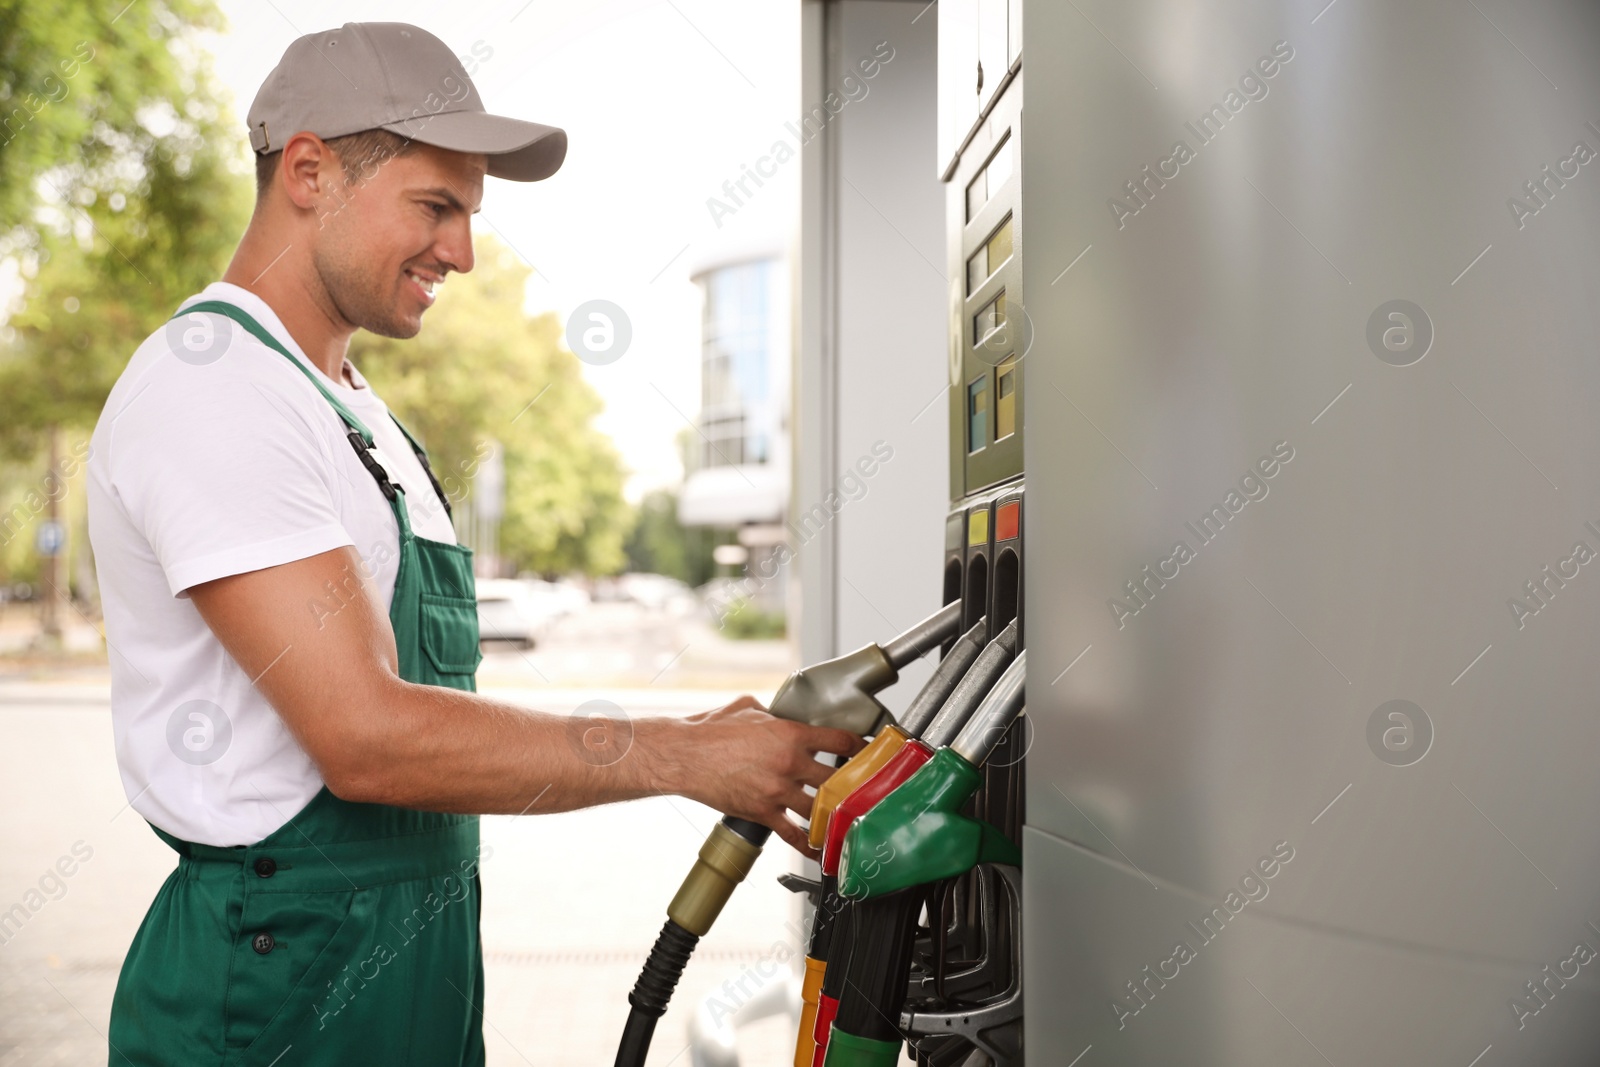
[418,592,483,686]
[227,887,368,1060]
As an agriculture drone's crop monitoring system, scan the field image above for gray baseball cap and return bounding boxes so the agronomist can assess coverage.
[246,22,566,182]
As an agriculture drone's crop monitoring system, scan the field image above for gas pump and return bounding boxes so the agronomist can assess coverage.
[822,652,1027,1067]
[612,602,963,1067]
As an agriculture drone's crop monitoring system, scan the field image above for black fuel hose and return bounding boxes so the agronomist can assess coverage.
[614,817,771,1067]
[832,889,927,1043]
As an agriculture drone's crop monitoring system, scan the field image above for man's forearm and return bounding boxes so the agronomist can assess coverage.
[310,676,691,815]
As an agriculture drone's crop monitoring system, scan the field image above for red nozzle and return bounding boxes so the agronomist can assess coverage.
[822,740,934,875]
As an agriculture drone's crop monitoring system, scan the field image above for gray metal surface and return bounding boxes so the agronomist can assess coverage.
[1020,0,1600,1061]
[795,0,948,701]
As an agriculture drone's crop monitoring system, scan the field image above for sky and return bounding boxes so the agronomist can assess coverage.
[206,0,801,500]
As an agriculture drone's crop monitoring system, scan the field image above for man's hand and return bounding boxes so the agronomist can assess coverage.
[661,696,865,856]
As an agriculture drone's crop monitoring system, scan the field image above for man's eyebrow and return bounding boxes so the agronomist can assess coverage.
[418,186,481,214]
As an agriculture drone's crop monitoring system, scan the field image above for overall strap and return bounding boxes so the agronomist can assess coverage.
[389,412,454,520]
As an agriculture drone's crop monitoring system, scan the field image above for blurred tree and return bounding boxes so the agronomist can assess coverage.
[0,0,248,618]
[351,238,631,577]
[0,0,247,434]
[623,488,721,587]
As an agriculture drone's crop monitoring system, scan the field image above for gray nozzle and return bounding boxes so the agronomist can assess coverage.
[951,650,1027,766]
[898,618,989,739]
[880,601,964,670]
[766,643,896,734]
[919,619,1020,750]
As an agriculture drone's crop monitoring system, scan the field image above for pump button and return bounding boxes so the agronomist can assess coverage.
[968,510,990,547]
[996,501,1020,542]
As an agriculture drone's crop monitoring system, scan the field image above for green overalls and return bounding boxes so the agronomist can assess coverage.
[109,301,488,1066]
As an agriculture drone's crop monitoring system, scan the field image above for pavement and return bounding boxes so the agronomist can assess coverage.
[0,603,838,1067]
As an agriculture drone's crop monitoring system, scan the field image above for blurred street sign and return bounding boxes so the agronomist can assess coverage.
[475,440,505,523]
[35,521,65,557]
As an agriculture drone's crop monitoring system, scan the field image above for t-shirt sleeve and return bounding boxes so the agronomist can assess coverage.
[108,357,356,597]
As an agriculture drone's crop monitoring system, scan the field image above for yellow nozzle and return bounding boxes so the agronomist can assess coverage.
[666,822,764,936]
[793,955,827,1067]
[806,725,911,850]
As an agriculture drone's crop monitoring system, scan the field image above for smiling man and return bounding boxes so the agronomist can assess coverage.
[86,23,858,1067]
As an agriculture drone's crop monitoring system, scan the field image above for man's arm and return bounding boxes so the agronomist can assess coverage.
[187,546,860,854]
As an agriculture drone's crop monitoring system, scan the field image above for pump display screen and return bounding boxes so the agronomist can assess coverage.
[965,133,1014,221]
[996,362,1017,439]
[974,290,1006,344]
[967,215,1014,294]
[969,374,989,452]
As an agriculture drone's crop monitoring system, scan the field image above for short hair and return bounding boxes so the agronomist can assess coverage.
[253,129,417,199]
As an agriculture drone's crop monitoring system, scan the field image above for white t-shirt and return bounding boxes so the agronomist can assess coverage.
[87,282,460,846]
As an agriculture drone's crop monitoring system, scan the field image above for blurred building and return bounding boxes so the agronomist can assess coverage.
[678,247,790,612]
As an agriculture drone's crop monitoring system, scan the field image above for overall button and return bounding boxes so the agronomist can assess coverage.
[253,857,277,878]
[252,932,275,955]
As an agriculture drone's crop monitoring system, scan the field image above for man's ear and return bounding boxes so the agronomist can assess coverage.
[278,132,343,217]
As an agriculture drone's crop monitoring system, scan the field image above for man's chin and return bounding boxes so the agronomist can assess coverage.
[357,311,424,340]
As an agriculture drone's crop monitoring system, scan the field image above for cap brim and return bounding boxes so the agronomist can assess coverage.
[381,111,567,182]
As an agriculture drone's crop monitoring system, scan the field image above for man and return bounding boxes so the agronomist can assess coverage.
[86,23,859,1066]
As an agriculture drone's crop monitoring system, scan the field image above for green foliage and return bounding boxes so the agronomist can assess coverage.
[623,489,721,587]
[720,598,787,640]
[0,0,250,456]
[0,0,246,591]
[350,239,630,577]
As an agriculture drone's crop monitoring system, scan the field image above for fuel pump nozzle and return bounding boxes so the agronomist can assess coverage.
[766,599,962,733]
[613,601,963,1067]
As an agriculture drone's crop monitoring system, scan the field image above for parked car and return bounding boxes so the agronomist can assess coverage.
[475,578,547,650]
[546,578,592,617]
[615,572,698,615]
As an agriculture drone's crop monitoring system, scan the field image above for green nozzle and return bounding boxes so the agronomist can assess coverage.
[821,1027,903,1067]
[836,747,1019,899]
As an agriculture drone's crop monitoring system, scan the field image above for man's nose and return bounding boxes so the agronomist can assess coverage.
[437,215,475,275]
